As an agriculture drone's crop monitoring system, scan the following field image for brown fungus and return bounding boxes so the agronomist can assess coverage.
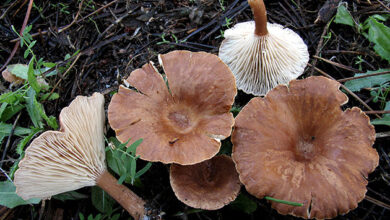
[108,50,236,165]
[232,76,379,219]
[170,155,241,210]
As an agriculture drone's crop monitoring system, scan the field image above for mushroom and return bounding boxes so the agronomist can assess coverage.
[170,155,241,210]
[108,50,236,165]
[14,93,149,220]
[2,68,24,85]
[218,0,309,96]
[232,76,379,219]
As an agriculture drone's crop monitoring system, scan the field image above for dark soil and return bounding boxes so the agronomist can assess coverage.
[1,0,389,219]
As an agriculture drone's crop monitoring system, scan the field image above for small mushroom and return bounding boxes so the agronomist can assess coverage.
[218,0,309,96]
[108,50,236,165]
[170,155,241,210]
[2,68,24,85]
[232,76,379,219]
[14,93,148,220]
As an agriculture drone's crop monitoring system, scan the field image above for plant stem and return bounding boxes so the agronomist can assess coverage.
[265,196,303,206]
[248,0,268,36]
[96,170,147,220]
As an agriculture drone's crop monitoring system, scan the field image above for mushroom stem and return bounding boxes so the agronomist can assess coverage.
[248,0,268,36]
[96,170,146,220]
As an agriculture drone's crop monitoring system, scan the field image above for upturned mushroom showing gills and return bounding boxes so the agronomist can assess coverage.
[170,155,241,210]
[108,50,236,165]
[232,76,379,219]
[218,0,309,96]
[14,93,148,220]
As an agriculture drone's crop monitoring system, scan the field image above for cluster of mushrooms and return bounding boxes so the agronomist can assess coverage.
[13,0,379,219]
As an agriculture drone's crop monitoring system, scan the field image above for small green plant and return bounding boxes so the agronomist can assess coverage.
[105,137,152,185]
[219,0,226,11]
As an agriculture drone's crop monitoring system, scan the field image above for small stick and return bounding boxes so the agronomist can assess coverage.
[313,55,362,73]
[0,0,34,72]
[365,195,390,210]
[0,113,21,168]
[376,0,390,11]
[338,71,390,83]
[364,110,390,114]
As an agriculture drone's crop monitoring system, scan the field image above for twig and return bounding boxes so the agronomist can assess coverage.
[338,71,390,83]
[376,131,390,138]
[48,53,81,97]
[364,110,390,114]
[308,63,381,118]
[0,113,21,169]
[9,0,120,43]
[365,195,390,210]
[0,167,13,182]
[313,55,363,73]
[309,19,332,76]
[376,0,390,11]
[0,0,34,72]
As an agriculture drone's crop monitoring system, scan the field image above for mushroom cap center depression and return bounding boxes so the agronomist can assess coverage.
[164,104,198,134]
[294,136,317,161]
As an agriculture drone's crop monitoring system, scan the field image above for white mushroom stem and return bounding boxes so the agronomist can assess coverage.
[96,170,146,220]
[248,0,268,36]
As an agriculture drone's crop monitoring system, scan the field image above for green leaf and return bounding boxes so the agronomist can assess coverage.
[130,159,137,184]
[0,122,32,137]
[91,186,115,213]
[0,102,8,119]
[0,91,24,104]
[40,92,60,101]
[16,127,42,154]
[229,194,257,214]
[127,138,143,155]
[27,59,41,93]
[25,88,43,128]
[371,101,390,126]
[135,162,152,179]
[334,3,355,27]
[5,64,28,80]
[52,191,88,201]
[0,104,24,122]
[364,17,390,62]
[0,181,40,208]
[344,69,390,91]
[79,213,85,220]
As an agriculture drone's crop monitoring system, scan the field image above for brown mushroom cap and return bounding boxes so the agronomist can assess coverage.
[170,155,241,210]
[14,93,106,200]
[232,76,379,219]
[108,50,236,165]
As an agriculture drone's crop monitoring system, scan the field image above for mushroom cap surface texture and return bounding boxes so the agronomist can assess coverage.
[14,93,106,200]
[170,155,241,210]
[108,50,236,165]
[232,76,379,219]
[219,21,309,96]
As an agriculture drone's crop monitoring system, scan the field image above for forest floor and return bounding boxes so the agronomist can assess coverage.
[0,0,390,219]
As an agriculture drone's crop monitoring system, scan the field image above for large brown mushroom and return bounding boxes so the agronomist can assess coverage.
[170,155,241,210]
[218,0,309,96]
[232,76,379,219]
[108,50,236,165]
[14,93,148,220]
